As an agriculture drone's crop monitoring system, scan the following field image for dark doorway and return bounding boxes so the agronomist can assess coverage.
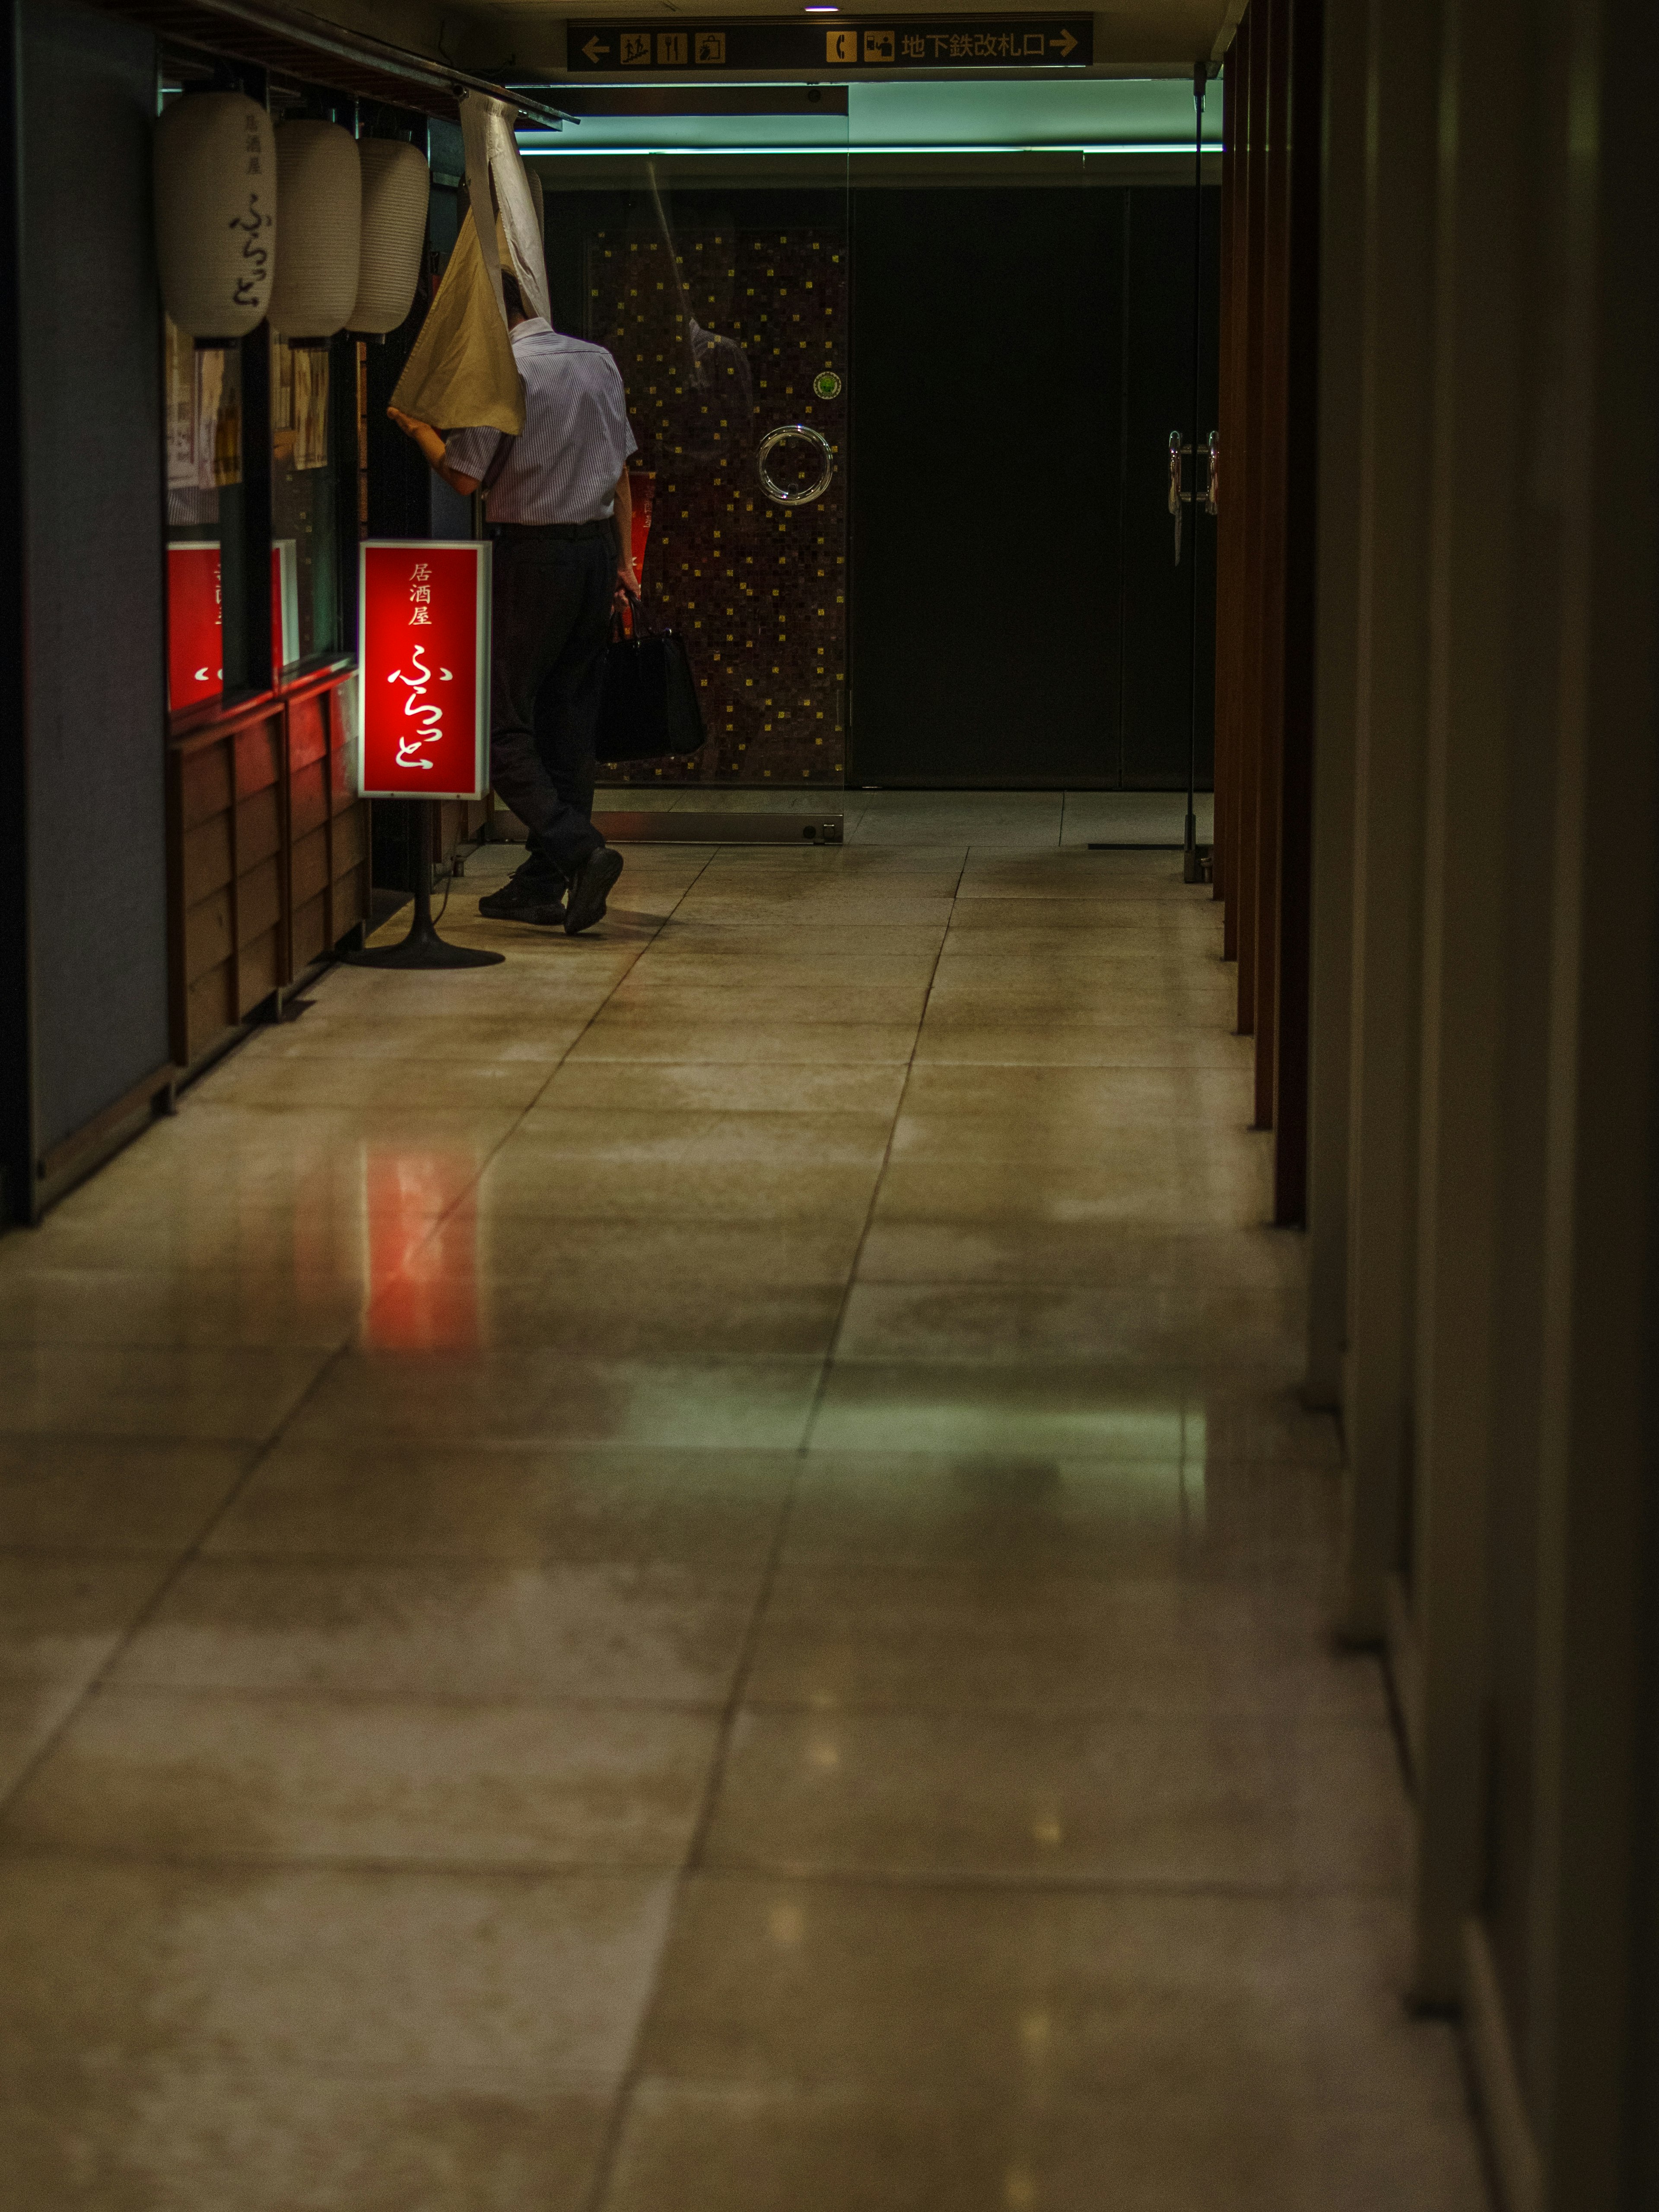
[849,182,1219,789]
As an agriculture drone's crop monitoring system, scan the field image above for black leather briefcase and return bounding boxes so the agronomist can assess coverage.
[596,596,707,763]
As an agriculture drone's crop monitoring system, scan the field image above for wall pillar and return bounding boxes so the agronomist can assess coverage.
[1522,0,1659,2190]
[1407,0,1526,2002]
[1300,0,1367,1408]
[1335,0,1440,1644]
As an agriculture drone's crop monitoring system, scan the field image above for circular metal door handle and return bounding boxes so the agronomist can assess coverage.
[757,423,835,506]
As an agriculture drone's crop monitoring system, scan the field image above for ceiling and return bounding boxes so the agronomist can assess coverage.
[338,0,1244,74]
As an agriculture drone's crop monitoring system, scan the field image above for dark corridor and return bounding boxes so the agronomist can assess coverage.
[849,184,1220,790]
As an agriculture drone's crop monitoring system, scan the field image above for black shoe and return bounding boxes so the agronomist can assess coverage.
[563,847,624,935]
[477,860,566,925]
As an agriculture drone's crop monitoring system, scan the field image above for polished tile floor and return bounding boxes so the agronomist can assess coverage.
[0,823,1487,2210]
[592,787,1218,849]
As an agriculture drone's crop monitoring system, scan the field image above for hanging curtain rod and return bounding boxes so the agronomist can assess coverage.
[150,0,578,129]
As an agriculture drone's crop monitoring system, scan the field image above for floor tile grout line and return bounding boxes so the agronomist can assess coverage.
[547,835,1371,2175]
[571,838,972,2212]
[481,845,725,1117]
[572,1426,809,2212]
[3,836,1443,2204]
[0,1674,1379,1721]
[800,845,974,1444]
[0,1436,1326,1464]
[354,848,725,1302]
[0,1839,1405,1904]
[60,1573,1342,1605]
[138,867,761,1309]
[0,1336,360,1824]
[141,852,718,1137]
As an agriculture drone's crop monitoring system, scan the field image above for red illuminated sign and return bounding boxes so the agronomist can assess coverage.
[167,543,222,708]
[357,540,491,800]
[166,540,297,709]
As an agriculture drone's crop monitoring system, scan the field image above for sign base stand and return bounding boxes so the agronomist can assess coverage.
[345,801,505,971]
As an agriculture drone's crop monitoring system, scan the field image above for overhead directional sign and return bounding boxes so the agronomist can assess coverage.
[567,19,1093,71]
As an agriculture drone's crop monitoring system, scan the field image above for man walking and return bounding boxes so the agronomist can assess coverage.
[389,273,637,935]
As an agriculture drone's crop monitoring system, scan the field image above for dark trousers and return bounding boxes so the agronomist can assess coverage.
[488,528,615,877]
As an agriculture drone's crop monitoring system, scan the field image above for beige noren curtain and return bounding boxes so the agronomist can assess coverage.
[388,92,553,437]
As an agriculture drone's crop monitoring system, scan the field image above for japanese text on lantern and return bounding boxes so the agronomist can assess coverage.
[232,113,270,308]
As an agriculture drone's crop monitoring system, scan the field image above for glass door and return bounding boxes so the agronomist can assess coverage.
[530,94,850,826]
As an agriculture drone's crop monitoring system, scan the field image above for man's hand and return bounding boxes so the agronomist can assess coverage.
[388,405,444,468]
[614,558,641,633]
[388,404,452,472]
[389,406,480,497]
[613,469,639,610]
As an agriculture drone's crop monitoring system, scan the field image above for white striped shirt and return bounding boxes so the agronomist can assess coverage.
[445,320,638,525]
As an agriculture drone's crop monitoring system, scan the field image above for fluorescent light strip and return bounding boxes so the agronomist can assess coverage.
[518,137,1202,155]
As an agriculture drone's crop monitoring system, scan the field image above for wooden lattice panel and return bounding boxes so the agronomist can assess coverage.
[167,674,368,1069]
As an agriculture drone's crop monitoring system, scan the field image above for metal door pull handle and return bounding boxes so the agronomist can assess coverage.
[758,423,835,506]
[1166,430,1219,561]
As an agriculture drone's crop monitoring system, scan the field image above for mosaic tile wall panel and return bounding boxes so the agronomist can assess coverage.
[585,223,847,786]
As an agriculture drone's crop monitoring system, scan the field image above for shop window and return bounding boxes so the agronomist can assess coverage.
[164,314,246,711]
[161,67,367,712]
[271,332,346,669]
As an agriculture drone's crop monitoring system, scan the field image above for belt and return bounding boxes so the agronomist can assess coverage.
[490,519,613,542]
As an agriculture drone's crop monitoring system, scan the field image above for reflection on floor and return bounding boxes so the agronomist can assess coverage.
[0,822,1486,2209]
[596,786,1218,850]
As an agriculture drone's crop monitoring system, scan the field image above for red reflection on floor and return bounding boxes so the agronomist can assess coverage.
[361,1154,480,1352]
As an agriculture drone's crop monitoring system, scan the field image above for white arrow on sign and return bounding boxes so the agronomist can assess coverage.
[582,35,610,60]
[1051,28,1078,54]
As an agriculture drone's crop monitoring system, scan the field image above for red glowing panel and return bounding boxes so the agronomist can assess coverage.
[629,467,656,587]
[166,541,298,709]
[167,543,223,708]
[358,540,491,799]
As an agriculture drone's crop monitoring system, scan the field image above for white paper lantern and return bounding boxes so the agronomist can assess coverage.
[349,139,429,334]
[268,121,361,339]
[154,92,276,339]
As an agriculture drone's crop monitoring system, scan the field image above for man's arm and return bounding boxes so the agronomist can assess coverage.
[614,467,639,595]
[387,406,482,498]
